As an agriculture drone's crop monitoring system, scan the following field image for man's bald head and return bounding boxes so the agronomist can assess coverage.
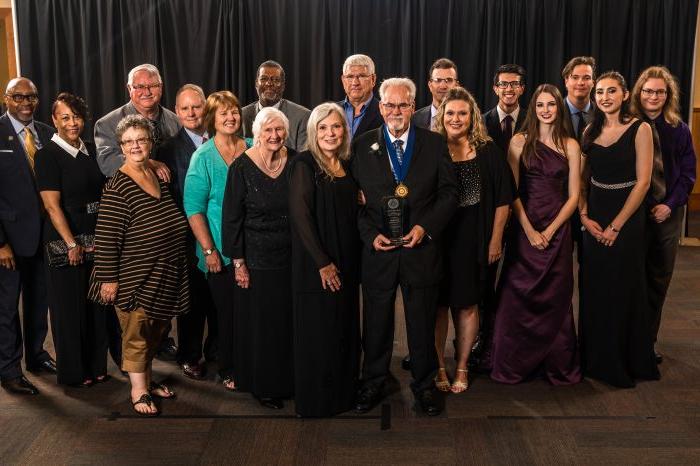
[6,77,37,94]
[4,77,39,123]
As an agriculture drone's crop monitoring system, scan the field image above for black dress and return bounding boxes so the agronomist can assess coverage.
[580,120,660,388]
[288,152,361,417]
[34,140,108,385]
[221,151,295,399]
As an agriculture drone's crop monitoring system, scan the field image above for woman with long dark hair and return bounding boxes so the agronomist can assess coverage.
[579,71,659,388]
[490,84,582,385]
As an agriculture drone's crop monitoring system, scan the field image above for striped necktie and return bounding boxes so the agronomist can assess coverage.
[24,128,38,173]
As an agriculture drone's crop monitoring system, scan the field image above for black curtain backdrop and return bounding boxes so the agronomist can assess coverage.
[15,0,699,138]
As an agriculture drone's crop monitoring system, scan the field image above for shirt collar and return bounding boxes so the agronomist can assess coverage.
[496,105,520,123]
[566,97,591,115]
[7,112,37,136]
[51,132,88,158]
[344,93,374,112]
[385,125,411,146]
[184,127,208,148]
[430,104,439,120]
[256,100,282,112]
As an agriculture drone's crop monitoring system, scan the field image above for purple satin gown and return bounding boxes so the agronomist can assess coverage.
[490,142,581,385]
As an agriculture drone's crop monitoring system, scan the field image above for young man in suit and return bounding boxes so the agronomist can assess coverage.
[241,60,310,152]
[338,54,384,140]
[561,56,596,142]
[350,78,458,416]
[153,84,218,380]
[482,64,527,154]
[0,77,57,395]
[413,58,459,131]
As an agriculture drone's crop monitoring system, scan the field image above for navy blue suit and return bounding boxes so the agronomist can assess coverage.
[0,112,55,380]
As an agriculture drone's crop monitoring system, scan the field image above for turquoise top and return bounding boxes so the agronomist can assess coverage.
[184,137,253,273]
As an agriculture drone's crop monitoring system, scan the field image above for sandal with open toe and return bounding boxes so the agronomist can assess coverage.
[222,377,237,392]
[149,381,176,399]
[131,393,159,417]
[451,368,469,393]
[435,367,451,392]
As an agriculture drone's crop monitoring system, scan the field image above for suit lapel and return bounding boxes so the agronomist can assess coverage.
[372,127,395,188]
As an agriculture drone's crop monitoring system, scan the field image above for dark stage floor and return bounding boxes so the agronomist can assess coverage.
[1,246,699,465]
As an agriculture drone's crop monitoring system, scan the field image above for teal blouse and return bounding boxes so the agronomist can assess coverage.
[184,137,253,273]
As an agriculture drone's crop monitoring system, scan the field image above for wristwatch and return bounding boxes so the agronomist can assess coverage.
[66,241,77,250]
[203,247,216,256]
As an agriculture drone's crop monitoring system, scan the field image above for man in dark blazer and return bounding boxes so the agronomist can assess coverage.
[413,58,460,131]
[153,84,217,381]
[241,60,310,152]
[338,54,384,140]
[482,64,527,154]
[350,78,458,416]
[0,77,56,395]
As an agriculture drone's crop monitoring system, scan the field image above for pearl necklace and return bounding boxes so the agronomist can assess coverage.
[260,151,282,174]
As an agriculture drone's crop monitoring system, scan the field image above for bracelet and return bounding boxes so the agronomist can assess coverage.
[608,223,619,233]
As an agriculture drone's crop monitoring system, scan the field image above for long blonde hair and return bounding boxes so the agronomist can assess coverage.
[306,102,351,180]
[630,65,682,127]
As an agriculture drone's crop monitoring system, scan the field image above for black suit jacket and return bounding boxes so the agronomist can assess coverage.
[482,106,526,154]
[350,125,458,288]
[412,105,432,130]
[0,113,55,256]
[153,127,197,211]
[338,97,384,141]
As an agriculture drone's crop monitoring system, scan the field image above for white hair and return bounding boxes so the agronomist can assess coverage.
[127,63,162,86]
[343,54,375,76]
[379,78,416,102]
[252,107,290,144]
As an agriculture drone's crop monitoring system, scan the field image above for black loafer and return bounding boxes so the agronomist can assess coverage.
[401,355,411,371]
[1,375,40,395]
[354,385,382,413]
[416,388,443,417]
[258,397,284,409]
[27,359,57,374]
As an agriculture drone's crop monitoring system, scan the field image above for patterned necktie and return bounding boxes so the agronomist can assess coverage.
[502,115,514,148]
[575,111,586,141]
[23,128,38,173]
[393,139,404,166]
[149,119,162,147]
[649,120,666,202]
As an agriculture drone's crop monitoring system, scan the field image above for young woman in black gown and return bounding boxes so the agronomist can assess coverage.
[579,71,659,388]
[288,103,360,416]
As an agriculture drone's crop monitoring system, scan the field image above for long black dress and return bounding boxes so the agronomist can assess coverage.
[288,152,361,417]
[34,139,108,385]
[580,120,660,388]
[222,151,295,399]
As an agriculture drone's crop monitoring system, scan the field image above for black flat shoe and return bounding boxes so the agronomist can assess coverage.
[1,375,39,395]
[257,397,283,409]
[27,359,57,375]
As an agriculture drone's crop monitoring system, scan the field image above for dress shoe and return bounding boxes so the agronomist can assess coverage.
[401,355,411,371]
[155,338,178,362]
[1,376,39,395]
[354,385,382,413]
[257,397,284,409]
[416,388,443,416]
[655,350,663,364]
[181,361,206,380]
[27,359,57,374]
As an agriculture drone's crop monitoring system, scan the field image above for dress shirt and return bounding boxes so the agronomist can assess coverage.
[8,113,43,152]
[343,94,375,138]
[651,115,697,209]
[184,128,208,149]
[565,97,591,136]
[496,105,520,133]
[385,126,411,179]
[430,104,438,130]
[50,133,88,158]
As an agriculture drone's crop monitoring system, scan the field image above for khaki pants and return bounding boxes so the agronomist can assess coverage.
[115,307,170,373]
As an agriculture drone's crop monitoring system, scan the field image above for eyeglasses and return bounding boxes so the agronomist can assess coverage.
[430,77,457,85]
[130,83,162,92]
[382,102,412,111]
[641,88,667,97]
[495,81,523,89]
[258,76,284,85]
[343,74,372,82]
[6,93,39,103]
[120,137,151,147]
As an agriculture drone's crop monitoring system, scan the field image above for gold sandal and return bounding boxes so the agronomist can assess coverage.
[451,368,469,393]
[435,367,451,392]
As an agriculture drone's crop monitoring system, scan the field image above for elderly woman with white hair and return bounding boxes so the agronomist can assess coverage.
[221,107,295,410]
[288,102,361,417]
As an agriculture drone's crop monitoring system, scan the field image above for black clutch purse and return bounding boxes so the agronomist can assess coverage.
[45,234,95,268]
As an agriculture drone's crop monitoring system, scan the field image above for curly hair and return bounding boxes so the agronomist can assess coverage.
[434,87,491,149]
